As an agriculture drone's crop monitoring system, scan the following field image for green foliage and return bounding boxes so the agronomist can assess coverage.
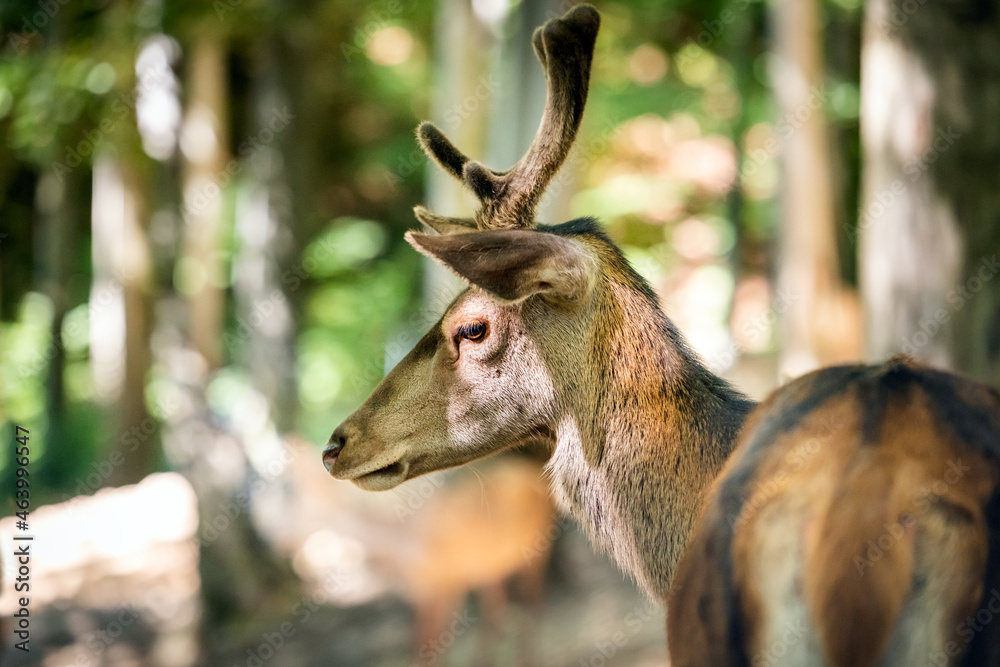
[1,292,52,427]
[302,217,388,278]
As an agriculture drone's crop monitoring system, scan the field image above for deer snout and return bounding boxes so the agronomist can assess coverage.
[323,425,349,472]
[323,419,412,490]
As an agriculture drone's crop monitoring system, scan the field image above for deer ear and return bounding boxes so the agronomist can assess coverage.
[405,229,595,304]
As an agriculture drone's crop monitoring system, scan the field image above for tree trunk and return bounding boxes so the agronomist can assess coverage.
[92,148,155,486]
[181,36,229,371]
[772,0,861,378]
[412,0,497,356]
[860,0,1000,387]
[81,0,157,488]
[230,41,298,429]
[159,32,300,651]
[36,166,74,485]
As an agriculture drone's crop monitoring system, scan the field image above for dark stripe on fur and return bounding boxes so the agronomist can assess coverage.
[961,487,1000,665]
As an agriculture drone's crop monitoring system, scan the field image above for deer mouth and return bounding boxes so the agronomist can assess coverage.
[344,459,410,491]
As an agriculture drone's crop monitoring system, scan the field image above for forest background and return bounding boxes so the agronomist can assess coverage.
[1,0,998,665]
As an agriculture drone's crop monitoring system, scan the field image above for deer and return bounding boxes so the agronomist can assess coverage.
[284,436,553,665]
[323,4,1000,666]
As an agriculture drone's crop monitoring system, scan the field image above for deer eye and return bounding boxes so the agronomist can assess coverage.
[456,321,488,343]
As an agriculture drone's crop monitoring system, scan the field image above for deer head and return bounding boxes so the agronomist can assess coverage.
[325,5,615,491]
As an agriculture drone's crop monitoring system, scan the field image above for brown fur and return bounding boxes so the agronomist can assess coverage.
[666,402,774,667]
[669,358,1000,666]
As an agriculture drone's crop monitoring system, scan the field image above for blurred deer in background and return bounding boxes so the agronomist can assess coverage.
[285,438,553,665]
[324,4,1000,665]
[402,453,553,666]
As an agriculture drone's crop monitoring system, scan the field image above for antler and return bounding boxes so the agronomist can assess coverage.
[416,4,600,231]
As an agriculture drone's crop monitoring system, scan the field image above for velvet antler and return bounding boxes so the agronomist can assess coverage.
[416,4,600,230]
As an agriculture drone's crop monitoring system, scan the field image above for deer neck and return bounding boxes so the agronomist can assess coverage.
[546,277,756,600]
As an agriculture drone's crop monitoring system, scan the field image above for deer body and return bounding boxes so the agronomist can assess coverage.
[325,5,1000,666]
[669,360,1000,666]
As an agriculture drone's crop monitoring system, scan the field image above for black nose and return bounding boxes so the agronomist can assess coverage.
[323,427,347,472]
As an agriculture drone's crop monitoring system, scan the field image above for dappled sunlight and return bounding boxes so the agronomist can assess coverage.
[628,44,668,86]
[670,264,735,362]
[366,26,415,67]
[675,45,721,88]
[576,111,748,368]
[666,135,737,195]
[135,36,182,161]
[730,275,779,354]
[0,474,197,611]
[596,113,738,206]
[672,216,727,261]
[89,156,129,403]
[741,121,781,200]
[0,475,200,666]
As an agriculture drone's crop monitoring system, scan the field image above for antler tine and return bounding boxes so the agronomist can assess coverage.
[531,23,547,69]
[417,121,471,181]
[466,4,600,229]
[413,4,599,232]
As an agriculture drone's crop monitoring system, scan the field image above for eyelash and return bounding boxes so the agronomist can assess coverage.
[456,322,488,342]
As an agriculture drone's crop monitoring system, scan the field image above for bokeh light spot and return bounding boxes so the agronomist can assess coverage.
[366,26,414,66]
